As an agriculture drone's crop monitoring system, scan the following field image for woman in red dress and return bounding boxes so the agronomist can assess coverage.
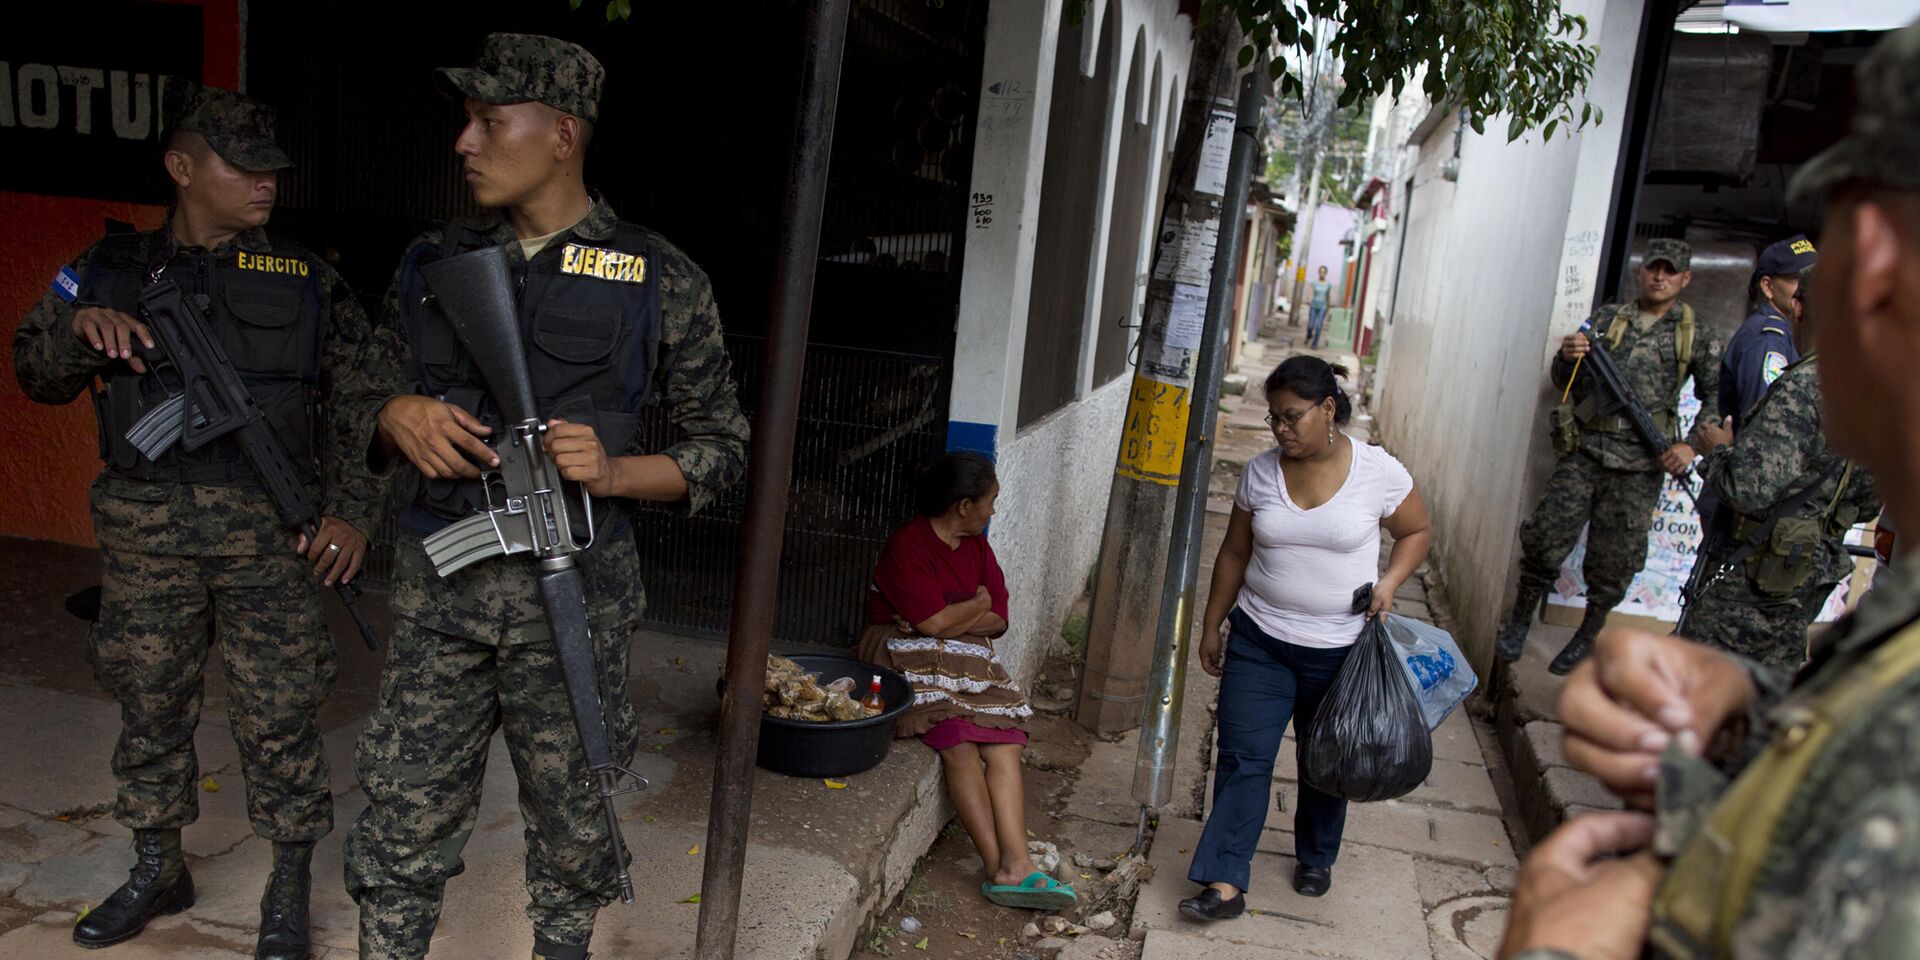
[859,453,1075,911]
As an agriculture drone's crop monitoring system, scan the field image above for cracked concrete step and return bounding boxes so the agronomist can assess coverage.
[1135,818,1429,960]
[1142,928,1323,960]
[1257,797,1515,869]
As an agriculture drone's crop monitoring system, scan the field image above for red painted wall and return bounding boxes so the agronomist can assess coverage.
[0,0,238,546]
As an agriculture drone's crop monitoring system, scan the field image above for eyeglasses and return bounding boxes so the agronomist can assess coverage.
[1264,408,1314,429]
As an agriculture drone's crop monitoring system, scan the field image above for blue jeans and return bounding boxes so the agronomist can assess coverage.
[1307,302,1329,347]
[1188,608,1354,892]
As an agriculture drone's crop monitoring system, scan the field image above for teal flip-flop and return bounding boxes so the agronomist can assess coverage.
[982,871,1077,910]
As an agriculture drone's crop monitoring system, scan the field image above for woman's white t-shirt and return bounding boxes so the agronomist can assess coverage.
[1233,439,1415,649]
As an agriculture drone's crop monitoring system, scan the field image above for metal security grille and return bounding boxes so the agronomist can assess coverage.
[631,335,950,644]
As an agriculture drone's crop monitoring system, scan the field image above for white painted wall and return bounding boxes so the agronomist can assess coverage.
[948,0,1194,685]
[991,377,1131,684]
[1371,0,1647,665]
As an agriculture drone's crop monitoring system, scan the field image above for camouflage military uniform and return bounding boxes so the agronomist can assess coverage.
[338,198,748,958]
[10,226,376,841]
[1516,297,1722,614]
[1684,357,1879,670]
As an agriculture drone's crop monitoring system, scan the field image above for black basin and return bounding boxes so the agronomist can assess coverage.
[745,654,913,778]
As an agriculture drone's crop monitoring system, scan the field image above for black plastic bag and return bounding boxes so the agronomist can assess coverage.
[1302,584,1434,802]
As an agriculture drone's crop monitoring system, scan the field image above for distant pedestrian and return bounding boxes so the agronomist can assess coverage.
[1307,266,1333,348]
[857,453,1074,912]
[1178,356,1431,920]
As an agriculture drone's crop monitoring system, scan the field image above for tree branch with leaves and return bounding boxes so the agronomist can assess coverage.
[1214,0,1599,141]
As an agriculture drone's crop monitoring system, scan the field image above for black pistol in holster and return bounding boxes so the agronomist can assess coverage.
[416,244,645,903]
[125,279,382,652]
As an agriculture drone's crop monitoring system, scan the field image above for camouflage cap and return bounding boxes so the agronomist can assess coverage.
[1644,237,1692,272]
[435,33,604,124]
[168,82,291,171]
[1789,23,1920,205]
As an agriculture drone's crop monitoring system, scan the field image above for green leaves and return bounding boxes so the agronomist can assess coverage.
[1206,0,1600,143]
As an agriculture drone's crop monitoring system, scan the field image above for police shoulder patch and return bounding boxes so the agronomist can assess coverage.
[51,265,81,302]
[1763,351,1789,384]
[560,244,647,284]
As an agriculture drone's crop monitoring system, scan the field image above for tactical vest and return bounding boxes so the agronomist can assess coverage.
[82,230,325,486]
[1649,614,1920,958]
[395,221,662,538]
[1577,302,1697,433]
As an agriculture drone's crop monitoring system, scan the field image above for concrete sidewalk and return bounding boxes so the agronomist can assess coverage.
[1127,341,1522,960]
[0,538,950,959]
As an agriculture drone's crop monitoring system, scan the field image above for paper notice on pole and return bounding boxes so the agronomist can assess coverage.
[1138,299,1190,386]
[1151,217,1219,286]
[1193,109,1235,196]
[1165,283,1207,349]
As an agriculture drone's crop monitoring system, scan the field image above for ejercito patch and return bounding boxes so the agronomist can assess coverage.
[560,244,647,284]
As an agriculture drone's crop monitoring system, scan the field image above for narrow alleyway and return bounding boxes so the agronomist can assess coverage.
[1126,334,1522,960]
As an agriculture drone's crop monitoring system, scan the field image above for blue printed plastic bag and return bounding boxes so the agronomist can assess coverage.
[1383,614,1476,730]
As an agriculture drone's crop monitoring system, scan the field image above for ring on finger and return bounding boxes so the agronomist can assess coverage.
[328,543,340,552]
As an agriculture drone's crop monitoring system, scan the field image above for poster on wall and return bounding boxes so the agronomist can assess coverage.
[1547,379,1869,625]
[1,2,205,204]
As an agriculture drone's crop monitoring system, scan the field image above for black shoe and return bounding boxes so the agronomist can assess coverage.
[1293,864,1332,897]
[256,841,314,960]
[1548,634,1595,675]
[1177,887,1245,921]
[1495,586,1546,662]
[72,829,195,948]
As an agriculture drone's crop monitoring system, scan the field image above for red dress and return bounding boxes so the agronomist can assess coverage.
[858,517,1031,746]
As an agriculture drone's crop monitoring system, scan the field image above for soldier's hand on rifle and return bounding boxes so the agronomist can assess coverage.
[545,418,617,497]
[297,517,368,586]
[377,395,497,479]
[1659,442,1696,477]
[1556,629,1754,808]
[1696,416,1733,452]
[72,306,154,373]
[1559,332,1590,362]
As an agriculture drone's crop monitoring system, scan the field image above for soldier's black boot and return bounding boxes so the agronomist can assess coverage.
[1495,583,1547,662]
[256,841,314,960]
[1548,611,1607,676]
[72,828,194,948]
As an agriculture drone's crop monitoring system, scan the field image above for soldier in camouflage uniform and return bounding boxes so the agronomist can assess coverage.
[1498,25,1920,960]
[8,85,377,958]
[335,35,749,960]
[1679,272,1880,671]
[1494,239,1722,675]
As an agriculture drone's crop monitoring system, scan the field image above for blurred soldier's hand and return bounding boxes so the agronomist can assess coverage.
[1697,416,1733,452]
[544,418,618,498]
[1659,442,1697,476]
[1559,332,1590,362]
[1498,812,1662,960]
[377,395,497,479]
[72,306,154,373]
[297,517,368,586]
[1558,629,1755,807]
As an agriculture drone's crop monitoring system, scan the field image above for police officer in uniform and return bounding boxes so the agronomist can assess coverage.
[9,85,378,958]
[336,35,749,960]
[1718,235,1818,422]
[1493,239,1722,675]
[1682,268,1880,670]
[1497,25,1920,960]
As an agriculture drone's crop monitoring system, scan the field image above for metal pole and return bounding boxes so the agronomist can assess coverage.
[1133,65,1265,815]
[694,1,848,955]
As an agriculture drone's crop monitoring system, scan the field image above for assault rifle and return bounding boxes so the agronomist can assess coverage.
[416,245,644,902]
[126,280,380,652]
[1574,317,1699,506]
